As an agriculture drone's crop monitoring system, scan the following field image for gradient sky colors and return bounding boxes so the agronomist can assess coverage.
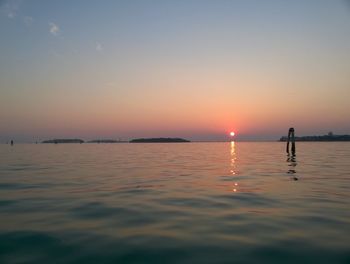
[1,0,350,142]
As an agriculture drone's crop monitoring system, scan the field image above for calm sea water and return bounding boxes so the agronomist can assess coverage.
[0,142,349,263]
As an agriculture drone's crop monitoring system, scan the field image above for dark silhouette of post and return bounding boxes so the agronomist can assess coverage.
[286,128,295,155]
[10,140,14,146]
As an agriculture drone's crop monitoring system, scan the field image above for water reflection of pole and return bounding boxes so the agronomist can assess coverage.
[285,127,298,180]
[230,141,239,192]
[287,153,298,181]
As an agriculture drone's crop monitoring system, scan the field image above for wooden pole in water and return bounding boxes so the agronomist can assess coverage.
[286,130,291,153]
[286,128,295,155]
[291,129,295,155]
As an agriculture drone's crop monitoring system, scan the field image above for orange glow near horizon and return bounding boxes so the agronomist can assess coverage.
[1,1,350,143]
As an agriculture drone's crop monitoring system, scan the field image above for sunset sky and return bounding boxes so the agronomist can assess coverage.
[1,0,350,142]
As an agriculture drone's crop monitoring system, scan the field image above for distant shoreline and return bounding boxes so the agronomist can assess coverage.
[3,140,350,144]
[42,139,84,144]
[87,140,127,143]
[4,135,350,144]
[38,138,191,144]
[130,138,190,143]
[279,134,350,142]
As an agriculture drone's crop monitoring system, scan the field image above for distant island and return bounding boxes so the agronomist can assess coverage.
[130,138,190,143]
[40,138,190,143]
[42,139,84,144]
[87,139,126,143]
[279,132,350,142]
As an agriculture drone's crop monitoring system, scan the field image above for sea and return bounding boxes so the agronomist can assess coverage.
[0,142,349,263]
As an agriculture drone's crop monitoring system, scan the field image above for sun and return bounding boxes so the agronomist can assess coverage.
[230,131,235,137]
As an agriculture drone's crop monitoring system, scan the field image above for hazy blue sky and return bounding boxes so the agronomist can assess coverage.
[1,0,350,142]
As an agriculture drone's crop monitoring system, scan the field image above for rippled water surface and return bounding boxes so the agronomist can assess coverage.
[0,142,349,263]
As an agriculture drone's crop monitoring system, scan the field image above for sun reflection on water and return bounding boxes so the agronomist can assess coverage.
[230,141,239,192]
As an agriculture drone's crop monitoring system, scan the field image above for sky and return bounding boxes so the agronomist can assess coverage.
[1,0,350,142]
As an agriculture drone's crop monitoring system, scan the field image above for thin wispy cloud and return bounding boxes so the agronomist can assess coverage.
[7,11,15,18]
[49,22,60,36]
[1,1,34,27]
[23,16,33,26]
[2,0,20,19]
[96,42,103,52]
[51,50,63,59]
